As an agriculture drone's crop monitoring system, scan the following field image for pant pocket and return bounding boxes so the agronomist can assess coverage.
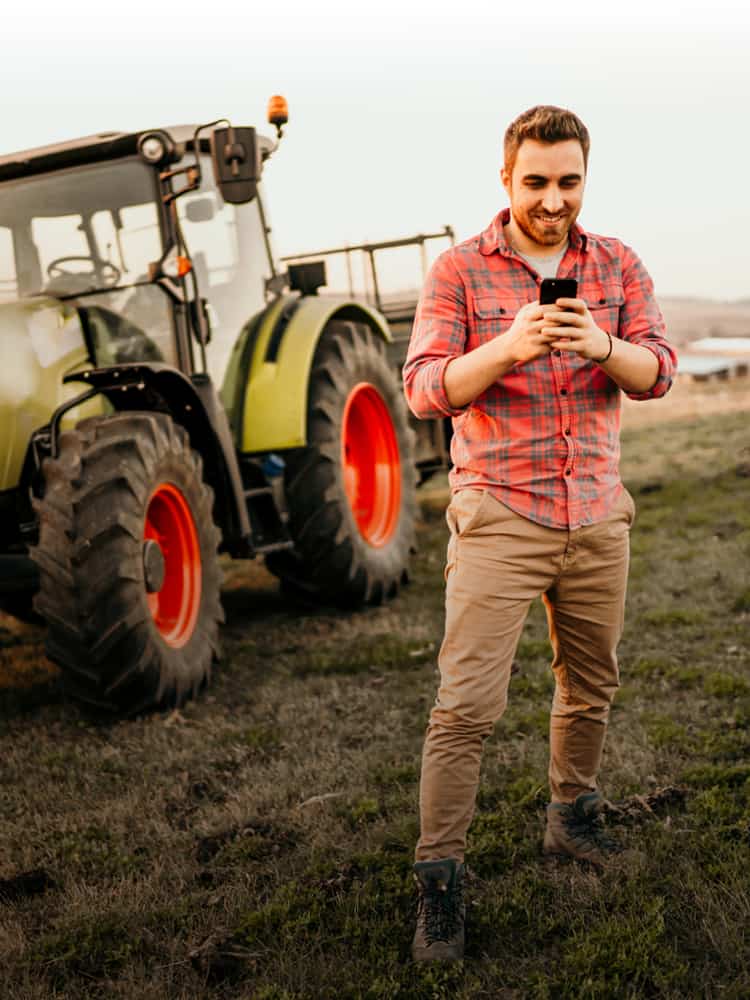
[621,486,636,526]
[447,489,490,537]
[444,490,487,581]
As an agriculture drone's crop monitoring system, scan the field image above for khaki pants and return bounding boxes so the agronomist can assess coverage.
[416,487,635,863]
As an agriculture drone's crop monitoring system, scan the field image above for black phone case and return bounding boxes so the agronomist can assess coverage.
[539,278,578,305]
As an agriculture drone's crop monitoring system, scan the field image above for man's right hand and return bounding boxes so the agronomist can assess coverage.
[503,302,559,365]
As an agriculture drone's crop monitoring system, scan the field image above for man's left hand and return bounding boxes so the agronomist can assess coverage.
[542,299,611,361]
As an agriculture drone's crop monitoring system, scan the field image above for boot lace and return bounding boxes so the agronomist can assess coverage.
[417,879,464,945]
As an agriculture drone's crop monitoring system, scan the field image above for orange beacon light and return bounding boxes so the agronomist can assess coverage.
[267,95,289,139]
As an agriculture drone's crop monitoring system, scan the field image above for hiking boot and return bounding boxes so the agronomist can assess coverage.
[411,858,466,962]
[543,790,620,867]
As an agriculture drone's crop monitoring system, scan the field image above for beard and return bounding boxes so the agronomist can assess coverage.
[514,208,575,248]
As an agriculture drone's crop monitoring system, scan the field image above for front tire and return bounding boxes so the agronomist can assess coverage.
[31,412,223,713]
[267,320,417,605]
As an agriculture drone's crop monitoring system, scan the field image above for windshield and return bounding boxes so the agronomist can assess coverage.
[0,157,163,302]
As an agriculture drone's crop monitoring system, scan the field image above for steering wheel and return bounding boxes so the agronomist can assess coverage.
[46,255,122,287]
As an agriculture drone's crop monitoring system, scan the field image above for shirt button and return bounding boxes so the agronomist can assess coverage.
[560,388,568,395]
[564,428,571,435]
[553,349,561,356]
[565,469,572,476]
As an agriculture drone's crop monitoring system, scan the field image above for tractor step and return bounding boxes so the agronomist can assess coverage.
[241,479,292,554]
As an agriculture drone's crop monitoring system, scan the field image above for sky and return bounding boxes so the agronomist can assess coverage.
[3,0,749,301]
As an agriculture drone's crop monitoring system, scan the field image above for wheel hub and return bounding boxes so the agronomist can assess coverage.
[143,482,202,648]
[142,539,166,593]
[341,382,401,547]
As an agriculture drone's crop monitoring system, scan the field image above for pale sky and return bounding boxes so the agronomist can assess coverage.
[3,0,749,300]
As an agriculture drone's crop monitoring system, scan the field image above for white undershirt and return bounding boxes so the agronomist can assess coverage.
[516,244,568,279]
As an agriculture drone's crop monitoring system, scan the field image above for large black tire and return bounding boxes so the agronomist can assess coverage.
[267,320,417,605]
[30,412,223,714]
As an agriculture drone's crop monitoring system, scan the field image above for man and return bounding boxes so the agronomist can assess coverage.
[402,105,677,962]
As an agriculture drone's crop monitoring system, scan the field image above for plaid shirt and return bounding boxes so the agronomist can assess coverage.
[403,208,677,529]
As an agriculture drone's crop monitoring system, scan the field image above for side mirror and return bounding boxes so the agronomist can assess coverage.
[209,126,260,205]
[184,196,216,224]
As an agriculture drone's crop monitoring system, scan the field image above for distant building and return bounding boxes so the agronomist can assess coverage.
[676,339,750,381]
[688,337,750,355]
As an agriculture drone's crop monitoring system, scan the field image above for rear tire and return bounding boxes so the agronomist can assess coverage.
[30,412,223,714]
[267,320,417,605]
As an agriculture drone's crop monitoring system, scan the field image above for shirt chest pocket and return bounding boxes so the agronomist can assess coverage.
[587,283,625,337]
[471,296,520,346]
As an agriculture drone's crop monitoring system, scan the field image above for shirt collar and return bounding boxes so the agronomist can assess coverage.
[478,207,587,256]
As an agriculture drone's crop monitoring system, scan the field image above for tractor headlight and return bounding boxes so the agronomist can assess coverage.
[138,131,174,166]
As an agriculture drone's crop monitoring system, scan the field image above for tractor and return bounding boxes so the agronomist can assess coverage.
[0,99,452,714]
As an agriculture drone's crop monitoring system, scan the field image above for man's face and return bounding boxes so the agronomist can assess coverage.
[501,139,586,249]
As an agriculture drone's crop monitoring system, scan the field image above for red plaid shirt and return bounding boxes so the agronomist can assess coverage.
[403,208,677,529]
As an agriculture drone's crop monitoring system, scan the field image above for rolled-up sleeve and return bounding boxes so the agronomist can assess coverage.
[618,246,678,401]
[402,250,469,419]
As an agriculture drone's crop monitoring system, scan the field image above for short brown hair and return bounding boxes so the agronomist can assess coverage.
[503,105,590,173]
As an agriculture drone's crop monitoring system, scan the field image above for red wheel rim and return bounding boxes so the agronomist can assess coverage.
[341,382,401,547]
[144,482,202,648]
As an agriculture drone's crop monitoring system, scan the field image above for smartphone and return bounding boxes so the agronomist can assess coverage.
[539,278,578,305]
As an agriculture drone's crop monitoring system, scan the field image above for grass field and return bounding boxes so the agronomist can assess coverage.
[1,407,749,999]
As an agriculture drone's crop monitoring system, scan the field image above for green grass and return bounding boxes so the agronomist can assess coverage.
[1,408,750,998]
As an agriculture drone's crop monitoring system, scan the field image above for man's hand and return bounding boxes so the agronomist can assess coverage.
[542,298,611,360]
[443,297,612,410]
[504,302,560,365]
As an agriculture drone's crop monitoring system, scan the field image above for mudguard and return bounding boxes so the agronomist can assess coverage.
[223,294,392,455]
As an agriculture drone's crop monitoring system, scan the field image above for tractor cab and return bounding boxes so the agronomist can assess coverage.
[0,120,281,385]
